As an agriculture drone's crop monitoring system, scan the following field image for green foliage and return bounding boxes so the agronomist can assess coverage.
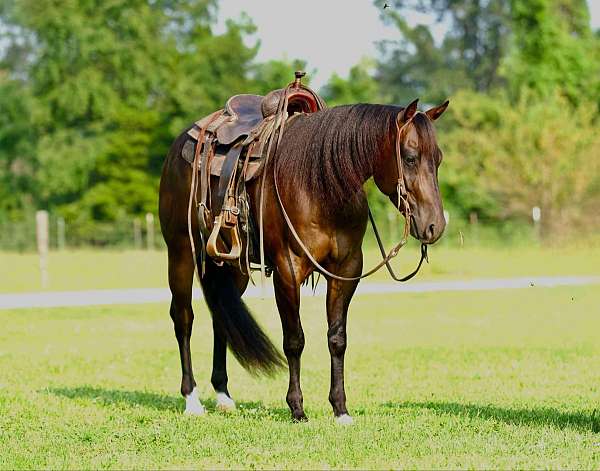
[375,0,511,104]
[505,0,600,105]
[373,0,599,106]
[0,1,298,243]
[0,78,36,218]
[435,90,505,222]
[440,89,600,238]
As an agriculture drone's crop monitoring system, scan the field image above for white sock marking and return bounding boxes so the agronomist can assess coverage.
[336,414,354,425]
[184,387,205,415]
[216,392,236,411]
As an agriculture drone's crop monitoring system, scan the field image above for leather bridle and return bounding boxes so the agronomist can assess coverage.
[273,111,429,282]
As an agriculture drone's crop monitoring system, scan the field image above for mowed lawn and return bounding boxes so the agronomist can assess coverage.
[2,244,600,292]
[1,284,599,468]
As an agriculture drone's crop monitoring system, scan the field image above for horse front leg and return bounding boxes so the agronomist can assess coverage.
[325,251,362,424]
[274,253,306,421]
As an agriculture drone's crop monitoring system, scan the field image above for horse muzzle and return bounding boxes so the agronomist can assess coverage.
[410,215,445,244]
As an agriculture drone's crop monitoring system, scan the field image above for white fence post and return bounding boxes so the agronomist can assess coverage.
[532,206,541,240]
[36,210,49,289]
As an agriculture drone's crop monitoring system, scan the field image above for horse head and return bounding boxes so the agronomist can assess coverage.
[373,98,449,244]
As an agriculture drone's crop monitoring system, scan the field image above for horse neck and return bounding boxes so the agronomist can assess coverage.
[272,105,399,213]
[326,106,398,191]
[363,115,397,189]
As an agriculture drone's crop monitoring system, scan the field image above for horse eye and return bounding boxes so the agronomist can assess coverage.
[404,155,417,165]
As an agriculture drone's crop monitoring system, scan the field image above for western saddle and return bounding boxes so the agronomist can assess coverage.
[181,71,326,275]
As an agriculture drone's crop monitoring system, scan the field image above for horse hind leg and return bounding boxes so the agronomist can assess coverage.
[211,265,249,411]
[211,324,236,411]
[202,261,240,411]
[201,259,279,410]
[167,241,205,415]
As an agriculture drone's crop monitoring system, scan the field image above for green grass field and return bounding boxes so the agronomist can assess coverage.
[1,246,599,468]
[1,279,599,468]
[2,243,600,292]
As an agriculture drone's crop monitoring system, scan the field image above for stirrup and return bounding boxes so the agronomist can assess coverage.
[206,214,242,261]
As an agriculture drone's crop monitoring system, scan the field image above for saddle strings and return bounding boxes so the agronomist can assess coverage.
[187,112,223,281]
[258,85,291,292]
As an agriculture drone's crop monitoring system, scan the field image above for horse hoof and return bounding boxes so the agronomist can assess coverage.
[216,392,236,412]
[184,387,206,416]
[336,414,354,425]
[292,412,308,422]
[184,404,206,416]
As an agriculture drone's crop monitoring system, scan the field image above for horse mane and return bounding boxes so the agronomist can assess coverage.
[275,103,438,209]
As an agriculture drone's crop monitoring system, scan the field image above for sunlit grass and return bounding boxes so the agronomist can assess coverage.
[1,286,599,468]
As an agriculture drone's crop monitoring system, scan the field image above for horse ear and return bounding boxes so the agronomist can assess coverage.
[399,98,419,123]
[425,100,449,121]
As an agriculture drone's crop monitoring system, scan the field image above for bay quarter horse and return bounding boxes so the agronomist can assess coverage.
[159,73,448,424]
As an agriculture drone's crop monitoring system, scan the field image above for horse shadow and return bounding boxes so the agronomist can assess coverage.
[382,400,600,433]
[46,386,291,421]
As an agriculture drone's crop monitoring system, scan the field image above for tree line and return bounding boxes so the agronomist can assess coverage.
[1,0,599,248]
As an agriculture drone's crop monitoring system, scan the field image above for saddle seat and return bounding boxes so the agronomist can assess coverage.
[217,94,264,145]
[189,87,322,149]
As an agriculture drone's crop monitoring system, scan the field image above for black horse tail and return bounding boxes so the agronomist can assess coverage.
[200,262,285,375]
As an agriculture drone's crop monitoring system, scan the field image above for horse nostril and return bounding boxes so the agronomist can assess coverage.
[428,224,435,239]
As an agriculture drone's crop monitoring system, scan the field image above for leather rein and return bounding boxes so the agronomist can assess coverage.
[273,112,429,282]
